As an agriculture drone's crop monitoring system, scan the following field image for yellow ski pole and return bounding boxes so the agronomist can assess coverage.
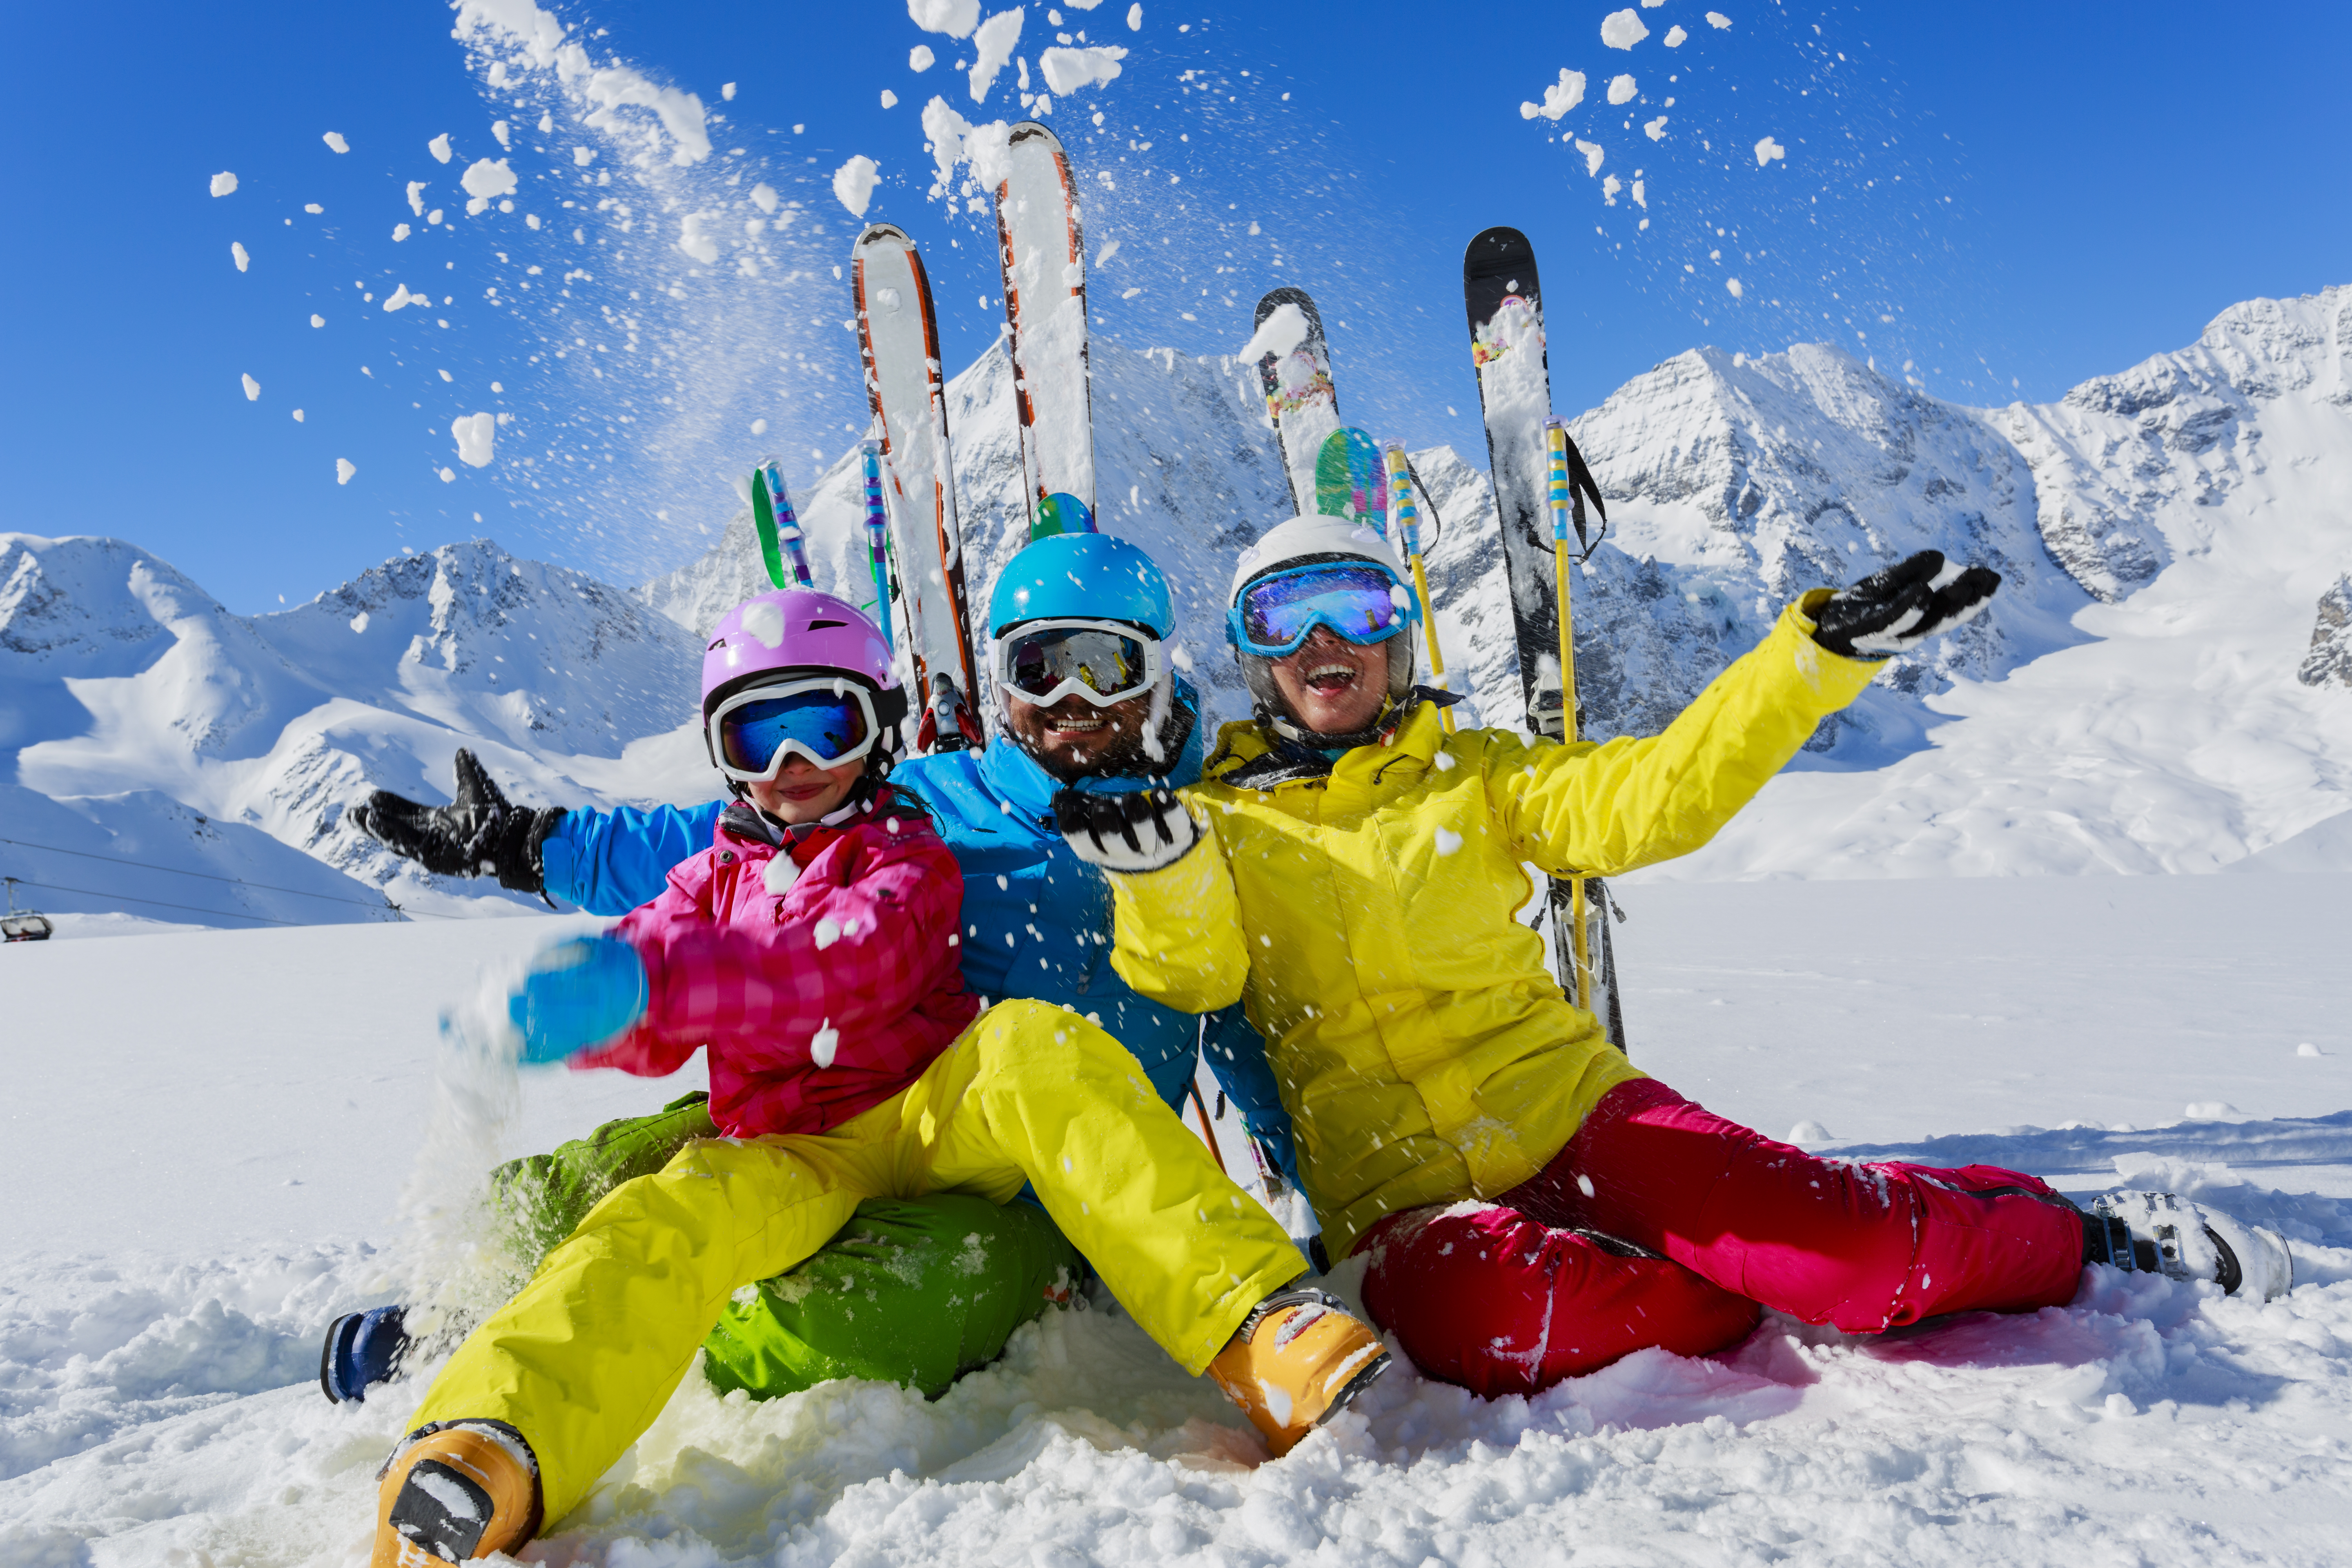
[1544,417,1592,1012]
[1382,440,1455,735]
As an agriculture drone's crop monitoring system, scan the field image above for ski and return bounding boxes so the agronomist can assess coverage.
[1461,225,1626,1053]
[1313,427,1388,527]
[1252,287,1341,517]
[853,223,983,750]
[991,121,1096,540]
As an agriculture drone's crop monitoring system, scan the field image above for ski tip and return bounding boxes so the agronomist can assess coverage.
[1031,492,1097,539]
[856,221,913,249]
[1007,120,1064,149]
[1463,225,1536,273]
[1254,286,1323,333]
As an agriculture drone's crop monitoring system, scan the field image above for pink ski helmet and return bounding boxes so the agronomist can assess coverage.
[701,589,909,772]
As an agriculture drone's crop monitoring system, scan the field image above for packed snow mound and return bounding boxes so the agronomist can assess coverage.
[7,876,2352,1563]
[2,533,717,925]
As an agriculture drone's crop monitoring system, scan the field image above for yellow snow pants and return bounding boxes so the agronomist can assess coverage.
[405,1000,1306,1526]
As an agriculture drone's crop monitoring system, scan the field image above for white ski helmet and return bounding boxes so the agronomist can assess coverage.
[1227,514,1421,722]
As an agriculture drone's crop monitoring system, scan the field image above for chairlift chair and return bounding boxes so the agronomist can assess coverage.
[3,877,54,942]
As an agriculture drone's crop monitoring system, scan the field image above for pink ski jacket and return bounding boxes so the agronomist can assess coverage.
[579,789,977,1137]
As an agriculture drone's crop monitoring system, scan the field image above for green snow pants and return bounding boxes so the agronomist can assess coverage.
[492,1091,1082,1399]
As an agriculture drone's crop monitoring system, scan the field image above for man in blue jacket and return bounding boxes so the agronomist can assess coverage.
[332,533,1300,1405]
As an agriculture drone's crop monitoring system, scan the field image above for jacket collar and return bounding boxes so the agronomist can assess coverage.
[717,786,923,858]
[1211,688,1459,790]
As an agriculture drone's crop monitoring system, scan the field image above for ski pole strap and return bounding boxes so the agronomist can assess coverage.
[1399,452,1445,551]
[1383,439,1456,733]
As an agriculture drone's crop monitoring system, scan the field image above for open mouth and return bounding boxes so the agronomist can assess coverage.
[1303,662,1359,696]
[1044,712,1109,737]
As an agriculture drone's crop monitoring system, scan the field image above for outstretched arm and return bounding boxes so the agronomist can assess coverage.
[352,747,722,914]
[541,800,727,914]
[1491,594,1885,877]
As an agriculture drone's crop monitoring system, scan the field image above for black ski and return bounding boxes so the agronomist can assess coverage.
[1462,226,1626,1053]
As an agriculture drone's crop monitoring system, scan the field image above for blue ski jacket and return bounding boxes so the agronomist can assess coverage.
[538,689,1300,1182]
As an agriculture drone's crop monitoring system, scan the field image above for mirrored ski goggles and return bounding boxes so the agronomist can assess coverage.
[1228,562,1419,657]
[992,619,1163,708]
[708,677,881,781]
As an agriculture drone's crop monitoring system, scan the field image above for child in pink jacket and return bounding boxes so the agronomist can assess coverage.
[369,589,1354,1568]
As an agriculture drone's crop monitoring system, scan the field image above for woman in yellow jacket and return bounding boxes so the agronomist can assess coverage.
[1054,517,2292,1399]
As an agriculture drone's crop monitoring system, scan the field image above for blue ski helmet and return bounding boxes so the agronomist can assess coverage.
[987,532,1175,638]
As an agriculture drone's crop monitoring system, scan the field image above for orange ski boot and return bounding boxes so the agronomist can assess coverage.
[371,1421,543,1566]
[1207,1286,1391,1456]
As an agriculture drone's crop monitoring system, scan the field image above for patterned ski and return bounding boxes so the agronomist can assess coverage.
[1312,427,1386,525]
[853,223,982,748]
[1252,287,1341,517]
[1461,225,1626,1053]
[992,121,1096,540]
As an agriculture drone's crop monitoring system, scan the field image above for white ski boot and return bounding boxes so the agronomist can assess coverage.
[2089,1191,2293,1301]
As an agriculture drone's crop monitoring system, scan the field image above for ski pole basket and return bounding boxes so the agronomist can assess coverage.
[3,877,55,942]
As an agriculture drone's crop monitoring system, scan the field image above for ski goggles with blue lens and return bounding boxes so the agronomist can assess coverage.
[992,619,1163,708]
[708,677,881,781]
[1228,561,1419,657]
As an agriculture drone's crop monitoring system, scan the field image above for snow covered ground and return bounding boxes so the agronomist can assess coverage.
[8,872,2352,1564]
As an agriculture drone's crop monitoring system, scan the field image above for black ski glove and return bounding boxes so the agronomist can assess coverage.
[350,748,564,894]
[1052,786,1202,874]
[1811,550,2001,659]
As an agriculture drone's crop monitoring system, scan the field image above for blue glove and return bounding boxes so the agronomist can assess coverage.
[508,935,649,1064]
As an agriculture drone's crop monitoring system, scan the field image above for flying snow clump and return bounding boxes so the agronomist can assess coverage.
[911,45,936,71]
[1708,10,1733,27]
[908,0,980,38]
[452,413,497,468]
[1041,45,1129,94]
[1755,136,1786,166]
[881,89,899,109]
[1600,9,1649,49]
[1575,139,1605,177]
[1664,25,1687,46]
[1727,278,1744,298]
[323,131,349,153]
[461,157,518,214]
[231,242,249,272]
[676,213,722,264]
[833,155,881,217]
[1608,74,1637,105]
[968,9,1024,102]
[335,459,357,485]
[1127,4,1143,29]
[241,374,260,401]
[429,133,453,164]
[1645,115,1669,140]
[1520,69,1586,121]
[209,172,238,197]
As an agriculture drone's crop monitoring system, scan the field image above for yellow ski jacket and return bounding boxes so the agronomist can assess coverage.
[1104,597,1884,1258]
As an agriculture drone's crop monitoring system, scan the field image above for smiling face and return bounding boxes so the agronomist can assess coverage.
[745,753,865,824]
[998,688,1160,782]
[1268,625,1389,737]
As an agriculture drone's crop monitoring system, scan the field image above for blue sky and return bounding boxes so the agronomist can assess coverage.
[4,1,2345,614]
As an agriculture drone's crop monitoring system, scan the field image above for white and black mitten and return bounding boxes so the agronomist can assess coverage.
[1053,786,1202,874]
[1812,550,2001,659]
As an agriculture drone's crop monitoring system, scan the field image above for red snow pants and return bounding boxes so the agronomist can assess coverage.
[1357,1078,2086,1399]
